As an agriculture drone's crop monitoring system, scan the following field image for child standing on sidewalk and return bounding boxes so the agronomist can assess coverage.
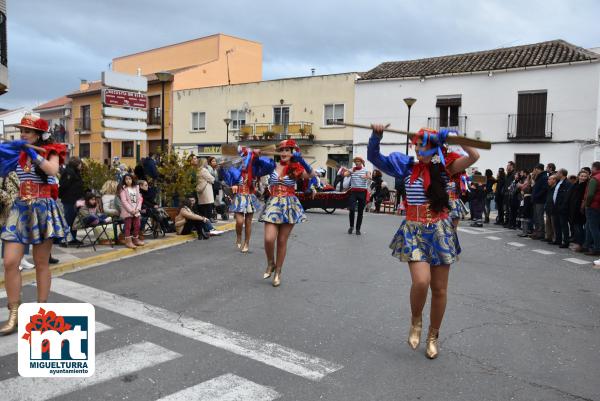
[118,174,144,249]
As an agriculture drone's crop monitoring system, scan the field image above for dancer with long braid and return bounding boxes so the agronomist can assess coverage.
[367,125,479,359]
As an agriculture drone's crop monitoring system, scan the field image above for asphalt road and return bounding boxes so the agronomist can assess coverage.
[1,210,599,401]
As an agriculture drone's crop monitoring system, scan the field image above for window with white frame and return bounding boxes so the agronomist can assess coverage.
[324,104,344,125]
[191,112,206,131]
[230,110,246,131]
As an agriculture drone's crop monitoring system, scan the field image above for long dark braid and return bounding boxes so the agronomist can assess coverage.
[33,134,53,183]
[426,163,450,213]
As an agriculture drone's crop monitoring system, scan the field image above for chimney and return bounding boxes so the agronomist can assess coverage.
[79,79,89,91]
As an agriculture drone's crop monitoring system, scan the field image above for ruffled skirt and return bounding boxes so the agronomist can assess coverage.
[230,193,261,214]
[389,218,461,265]
[259,195,306,225]
[449,198,467,220]
[1,198,69,244]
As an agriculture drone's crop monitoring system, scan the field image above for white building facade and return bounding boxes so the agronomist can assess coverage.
[353,40,600,177]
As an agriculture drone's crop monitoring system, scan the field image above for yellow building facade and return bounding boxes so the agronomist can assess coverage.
[66,34,262,166]
[68,77,173,165]
[172,73,358,173]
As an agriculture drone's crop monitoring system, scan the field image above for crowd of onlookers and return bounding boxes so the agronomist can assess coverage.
[462,160,600,266]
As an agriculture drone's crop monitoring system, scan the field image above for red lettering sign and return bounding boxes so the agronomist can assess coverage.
[103,89,147,109]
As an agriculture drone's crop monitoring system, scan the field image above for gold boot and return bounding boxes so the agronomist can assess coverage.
[241,241,249,253]
[263,261,275,279]
[0,302,20,336]
[272,268,282,287]
[425,327,439,359]
[407,316,422,350]
[235,235,242,249]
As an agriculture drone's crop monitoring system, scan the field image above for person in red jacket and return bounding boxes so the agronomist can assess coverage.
[584,162,600,256]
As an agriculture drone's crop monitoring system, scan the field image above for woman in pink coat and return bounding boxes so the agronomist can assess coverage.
[118,173,144,249]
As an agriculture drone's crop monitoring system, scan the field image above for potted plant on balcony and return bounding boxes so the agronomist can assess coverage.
[308,133,315,141]
[298,127,306,138]
[263,131,275,140]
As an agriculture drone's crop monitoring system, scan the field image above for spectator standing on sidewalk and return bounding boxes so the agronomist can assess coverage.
[503,162,516,228]
[544,174,557,243]
[568,169,589,251]
[494,168,506,225]
[58,157,84,245]
[483,169,496,224]
[584,162,600,256]
[552,168,573,248]
[196,158,216,220]
[530,164,548,239]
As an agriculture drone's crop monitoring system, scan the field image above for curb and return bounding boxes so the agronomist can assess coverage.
[0,221,236,289]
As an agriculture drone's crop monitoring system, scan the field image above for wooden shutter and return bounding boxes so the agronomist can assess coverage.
[517,92,547,138]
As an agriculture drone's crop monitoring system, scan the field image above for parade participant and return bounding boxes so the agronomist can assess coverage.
[0,115,68,335]
[258,139,315,287]
[345,156,371,235]
[367,124,479,359]
[223,147,264,253]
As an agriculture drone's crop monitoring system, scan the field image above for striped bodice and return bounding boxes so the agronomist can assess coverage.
[350,169,369,189]
[404,170,449,205]
[16,163,57,185]
[268,171,296,187]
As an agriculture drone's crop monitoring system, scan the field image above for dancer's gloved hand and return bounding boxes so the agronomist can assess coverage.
[21,144,43,164]
[432,128,452,146]
[292,151,312,174]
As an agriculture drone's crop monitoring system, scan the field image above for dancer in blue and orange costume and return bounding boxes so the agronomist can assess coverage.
[257,139,315,287]
[367,124,479,359]
[223,146,266,253]
[0,115,68,335]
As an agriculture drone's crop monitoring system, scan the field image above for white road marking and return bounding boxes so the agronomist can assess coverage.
[507,242,526,247]
[532,249,556,255]
[456,227,481,234]
[563,258,591,265]
[457,227,512,235]
[0,322,111,359]
[0,342,181,401]
[156,373,280,401]
[485,236,501,240]
[52,278,342,381]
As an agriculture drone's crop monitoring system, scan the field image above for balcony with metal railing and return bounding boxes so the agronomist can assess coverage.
[507,113,553,140]
[427,116,467,135]
[147,107,161,127]
[74,118,92,133]
[235,122,314,144]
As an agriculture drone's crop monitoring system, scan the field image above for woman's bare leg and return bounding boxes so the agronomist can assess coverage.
[32,240,53,302]
[408,261,431,318]
[2,242,26,303]
[429,264,450,329]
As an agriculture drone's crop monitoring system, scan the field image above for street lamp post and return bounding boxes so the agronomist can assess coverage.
[403,97,417,154]
[155,72,174,155]
[223,118,232,144]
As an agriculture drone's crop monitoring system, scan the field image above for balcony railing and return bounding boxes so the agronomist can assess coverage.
[427,116,467,135]
[74,118,92,132]
[147,107,161,126]
[236,122,313,142]
[507,113,553,140]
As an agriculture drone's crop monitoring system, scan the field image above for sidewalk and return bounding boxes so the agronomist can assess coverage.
[0,220,235,289]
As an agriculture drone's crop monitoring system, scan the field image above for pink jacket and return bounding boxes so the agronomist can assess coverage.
[119,185,143,219]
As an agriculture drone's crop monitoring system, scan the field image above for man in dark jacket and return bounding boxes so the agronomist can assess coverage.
[142,153,159,180]
[544,174,557,242]
[59,157,85,245]
[531,164,548,239]
[552,168,573,248]
[503,161,516,228]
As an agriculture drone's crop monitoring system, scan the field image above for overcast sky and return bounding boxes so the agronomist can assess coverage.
[1,0,599,109]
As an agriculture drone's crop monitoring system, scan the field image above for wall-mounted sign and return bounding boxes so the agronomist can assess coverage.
[102,119,147,131]
[198,144,222,155]
[102,70,148,92]
[103,130,148,141]
[103,107,147,120]
[103,88,147,109]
